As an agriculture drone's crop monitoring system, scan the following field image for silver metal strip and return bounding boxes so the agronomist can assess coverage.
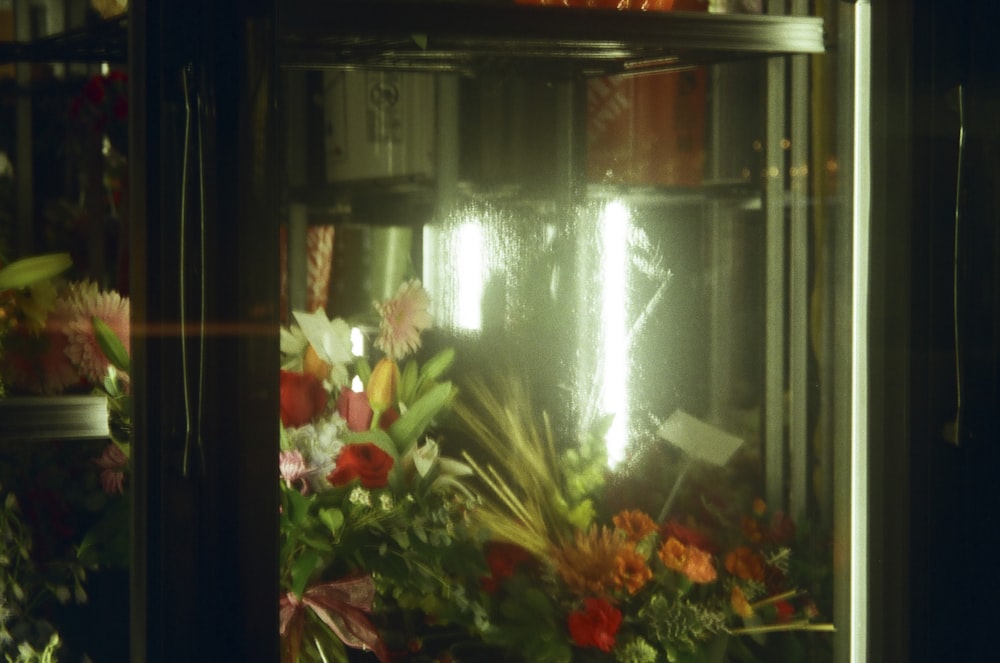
[789,42,810,521]
[764,28,788,510]
[849,5,872,663]
[0,396,110,441]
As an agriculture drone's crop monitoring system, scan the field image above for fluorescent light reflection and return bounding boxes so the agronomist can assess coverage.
[350,327,366,357]
[598,201,631,468]
[453,222,485,332]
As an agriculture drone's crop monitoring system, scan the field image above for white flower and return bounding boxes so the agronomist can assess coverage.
[285,414,347,492]
[292,310,354,387]
[349,487,372,507]
[379,493,394,511]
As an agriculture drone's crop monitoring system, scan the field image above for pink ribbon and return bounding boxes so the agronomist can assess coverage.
[280,575,389,663]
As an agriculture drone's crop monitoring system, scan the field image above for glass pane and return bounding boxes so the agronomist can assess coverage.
[277,9,853,663]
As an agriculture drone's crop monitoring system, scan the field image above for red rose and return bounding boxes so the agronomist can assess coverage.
[336,387,399,433]
[481,542,533,593]
[327,442,395,489]
[280,370,328,428]
[774,600,796,622]
[567,597,622,653]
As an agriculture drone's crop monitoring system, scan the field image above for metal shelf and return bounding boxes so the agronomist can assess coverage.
[0,15,127,65]
[278,1,825,76]
[0,395,110,442]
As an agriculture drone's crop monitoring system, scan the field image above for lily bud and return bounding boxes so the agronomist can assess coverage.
[303,343,332,382]
[367,358,399,415]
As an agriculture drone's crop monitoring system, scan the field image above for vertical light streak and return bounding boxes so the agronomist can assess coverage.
[851,3,872,662]
[599,201,630,467]
[423,219,486,333]
[454,221,485,332]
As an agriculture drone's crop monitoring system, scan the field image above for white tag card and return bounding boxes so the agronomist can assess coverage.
[656,409,744,467]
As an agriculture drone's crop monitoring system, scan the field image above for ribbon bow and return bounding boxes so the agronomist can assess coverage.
[280,574,389,663]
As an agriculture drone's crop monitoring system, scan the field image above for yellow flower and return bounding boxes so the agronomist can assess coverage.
[303,343,331,382]
[17,281,59,334]
[731,584,754,618]
[367,357,399,414]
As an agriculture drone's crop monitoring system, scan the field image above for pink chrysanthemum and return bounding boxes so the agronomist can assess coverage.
[95,442,128,495]
[280,449,310,494]
[373,279,432,361]
[61,281,130,384]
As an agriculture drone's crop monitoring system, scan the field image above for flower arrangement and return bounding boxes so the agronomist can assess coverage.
[449,375,836,663]
[277,280,834,663]
[1,253,131,660]
[278,279,487,663]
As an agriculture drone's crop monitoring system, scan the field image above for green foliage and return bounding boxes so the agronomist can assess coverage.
[615,636,659,663]
[639,595,727,662]
[482,576,573,663]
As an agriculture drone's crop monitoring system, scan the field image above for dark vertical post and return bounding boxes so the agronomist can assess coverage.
[130,0,279,660]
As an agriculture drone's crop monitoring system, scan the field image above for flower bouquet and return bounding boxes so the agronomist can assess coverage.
[448,376,834,663]
[277,277,834,663]
[278,280,488,663]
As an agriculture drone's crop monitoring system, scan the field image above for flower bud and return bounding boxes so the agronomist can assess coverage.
[367,358,399,414]
[303,343,331,382]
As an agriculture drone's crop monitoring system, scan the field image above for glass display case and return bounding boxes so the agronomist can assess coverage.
[136,1,871,662]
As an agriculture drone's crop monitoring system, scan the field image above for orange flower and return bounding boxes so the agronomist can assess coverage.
[612,509,658,543]
[658,536,688,573]
[725,546,766,581]
[752,497,767,516]
[303,344,331,381]
[682,545,717,584]
[659,536,717,584]
[614,546,652,594]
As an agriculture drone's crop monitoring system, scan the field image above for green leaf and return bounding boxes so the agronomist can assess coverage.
[412,33,428,50]
[283,486,314,526]
[290,549,321,596]
[387,380,454,455]
[418,347,455,384]
[0,252,71,289]
[93,316,131,372]
[318,507,344,536]
[343,429,399,460]
[398,358,419,405]
[355,356,372,387]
